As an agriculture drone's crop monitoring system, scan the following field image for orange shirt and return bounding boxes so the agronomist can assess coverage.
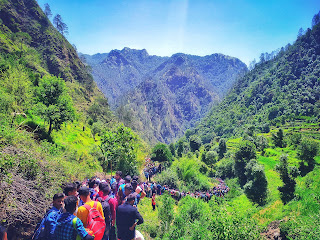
[77,201,105,227]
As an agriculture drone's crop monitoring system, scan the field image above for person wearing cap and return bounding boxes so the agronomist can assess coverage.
[77,186,105,227]
[116,192,144,240]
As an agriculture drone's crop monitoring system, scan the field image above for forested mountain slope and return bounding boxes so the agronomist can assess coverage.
[0,1,147,238]
[81,48,168,106]
[192,21,320,143]
[0,0,101,110]
[84,49,247,144]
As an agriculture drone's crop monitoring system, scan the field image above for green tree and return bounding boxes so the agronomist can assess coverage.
[169,143,176,157]
[256,135,269,154]
[298,137,319,174]
[158,192,175,235]
[218,138,227,159]
[277,155,296,204]
[189,135,202,152]
[272,129,285,148]
[44,3,52,18]
[243,160,268,205]
[100,124,137,175]
[176,139,184,157]
[36,76,74,135]
[151,143,173,164]
[53,14,69,36]
[234,140,256,186]
[203,151,217,166]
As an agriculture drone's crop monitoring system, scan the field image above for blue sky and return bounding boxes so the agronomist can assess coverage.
[37,0,319,65]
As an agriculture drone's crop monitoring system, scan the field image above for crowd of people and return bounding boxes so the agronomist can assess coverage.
[143,158,162,181]
[0,161,230,240]
[142,178,230,202]
[30,171,145,240]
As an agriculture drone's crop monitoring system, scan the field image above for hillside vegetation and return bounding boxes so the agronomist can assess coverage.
[190,19,320,143]
[0,0,148,238]
[137,13,320,240]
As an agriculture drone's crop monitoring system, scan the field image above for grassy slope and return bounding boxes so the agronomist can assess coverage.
[137,125,320,239]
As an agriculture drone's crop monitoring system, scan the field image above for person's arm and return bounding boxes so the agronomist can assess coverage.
[76,206,87,227]
[75,218,90,239]
[97,201,105,219]
[47,212,58,239]
[3,232,7,240]
[129,209,144,231]
[140,190,146,199]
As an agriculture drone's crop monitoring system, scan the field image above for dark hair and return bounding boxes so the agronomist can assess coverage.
[99,182,110,194]
[74,181,81,190]
[53,193,65,201]
[131,180,138,189]
[64,195,78,213]
[125,183,133,192]
[88,179,96,188]
[78,186,90,196]
[116,171,122,177]
[63,183,77,196]
[132,175,139,181]
[124,175,131,182]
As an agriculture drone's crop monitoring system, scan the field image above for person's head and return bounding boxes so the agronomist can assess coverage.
[74,181,81,191]
[78,186,90,202]
[88,178,96,189]
[126,192,137,205]
[131,180,138,191]
[106,179,110,184]
[64,195,78,214]
[63,183,77,196]
[52,193,65,209]
[124,183,133,196]
[153,193,156,196]
[132,175,139,182]
[115,171,122,180]
[111,182,117,194]
[99,182,110,195]
[124,175,131,183]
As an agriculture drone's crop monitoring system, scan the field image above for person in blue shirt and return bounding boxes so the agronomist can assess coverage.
[54,195,93,240]
[44,193,65,239]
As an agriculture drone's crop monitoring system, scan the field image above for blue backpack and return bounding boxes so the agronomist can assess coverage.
[32,208,56,240]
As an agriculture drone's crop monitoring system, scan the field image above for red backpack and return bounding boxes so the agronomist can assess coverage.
[83,201,106,240]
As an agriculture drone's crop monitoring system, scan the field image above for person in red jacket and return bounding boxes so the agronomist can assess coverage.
[152,193,156,211]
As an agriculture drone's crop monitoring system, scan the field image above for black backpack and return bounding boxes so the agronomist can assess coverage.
[97,196,111,224]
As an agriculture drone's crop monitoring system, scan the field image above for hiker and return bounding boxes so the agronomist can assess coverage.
[32,193,64,240]
[77,186,106,240]
[97,182,117,240]
[63,183,78,197]
[152,193,156,211]
[88,178,99,200]
[118,176,131,203]
[116,193,144,240]
[54,195,94,240]
[115,171,124,193]
[0,224,7,240]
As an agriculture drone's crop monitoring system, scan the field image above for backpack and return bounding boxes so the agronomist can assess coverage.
[83,201,106,240]
[32,209,55,240]
[98,196,111,224]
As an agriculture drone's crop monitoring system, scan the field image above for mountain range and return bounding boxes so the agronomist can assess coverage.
[82,49,247,143]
